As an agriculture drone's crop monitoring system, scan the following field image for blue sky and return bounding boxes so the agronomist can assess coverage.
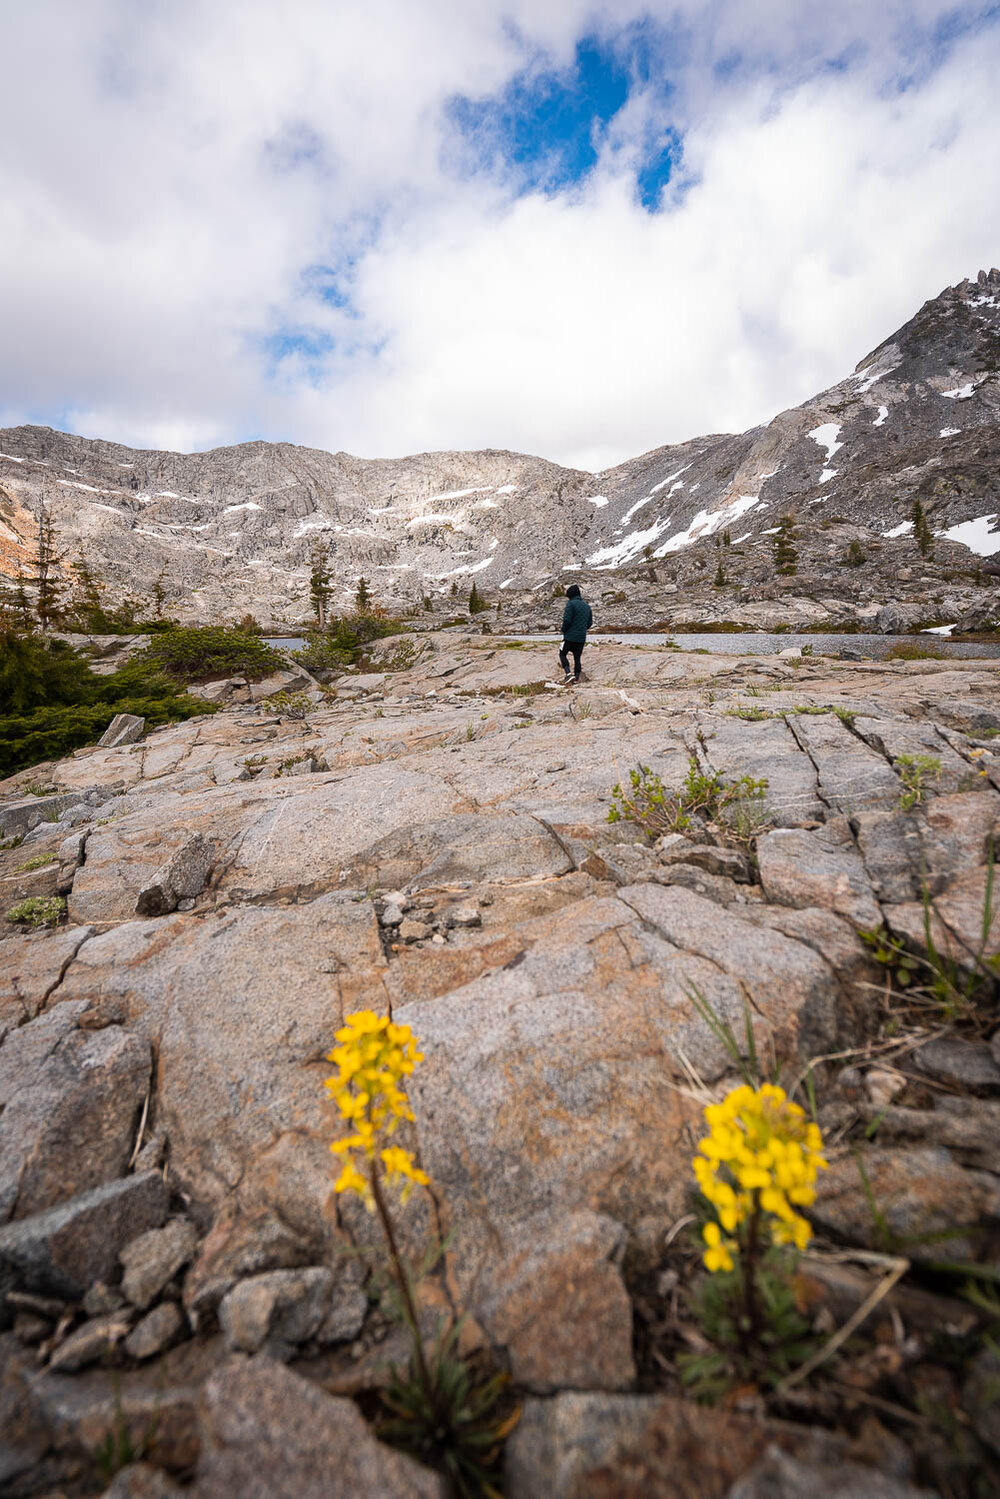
[1,1,999,468]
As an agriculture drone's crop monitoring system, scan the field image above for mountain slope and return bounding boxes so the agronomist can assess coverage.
[1,269,998,624]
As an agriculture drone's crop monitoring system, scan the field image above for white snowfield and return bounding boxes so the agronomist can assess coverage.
[940,428,961,438]
[808,423,843,462]
[938,514,1000,556]
[587,496,609,507]
[941,383,975,400]
[222,502,263,514]
[819,469,837,484]
[854,359,899,394]
[882,521,914,538]
[873,406,889,428]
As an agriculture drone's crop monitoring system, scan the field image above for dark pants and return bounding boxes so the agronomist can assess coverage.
[559,639,584,679]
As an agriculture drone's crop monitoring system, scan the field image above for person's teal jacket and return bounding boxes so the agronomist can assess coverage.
[561,595,593,643]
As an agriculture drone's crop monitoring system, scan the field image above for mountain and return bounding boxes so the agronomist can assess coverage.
[1,268,999,627]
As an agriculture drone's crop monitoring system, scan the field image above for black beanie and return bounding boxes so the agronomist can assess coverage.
[566,583,581,598]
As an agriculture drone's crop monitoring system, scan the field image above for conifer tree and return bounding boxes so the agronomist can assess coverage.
[772,514,798,576]
[309,543,332,628]
[355,575,371,611]
[714,559,727,587]
[24,510,64,628]
[911,498,934,558]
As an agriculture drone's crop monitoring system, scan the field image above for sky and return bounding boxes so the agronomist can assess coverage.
[1,0,999,473]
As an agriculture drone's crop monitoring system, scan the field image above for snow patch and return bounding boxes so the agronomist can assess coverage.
[473,498,499,509]
[819,468,838,484]
[922,623,956,635]
[0,452,24,463]
[653,494,762,559]
[424,486,491,502]
[494,484,517,494]
[808,423,843,462]
[872,406,888,428]
[854,358,899,393]
[941,383,975,400]
[938,514,1000,557]
[587,495,609,508]
[428,556,495,580]
[882,521,914,538]
[292,517,335,538]
[222,502,263,513]
[940,428,961,438]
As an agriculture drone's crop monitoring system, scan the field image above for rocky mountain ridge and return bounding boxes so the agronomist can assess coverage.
[1,270,999,626]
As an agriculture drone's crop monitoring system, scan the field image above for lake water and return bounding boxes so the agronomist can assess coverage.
[508,632,1000,659]
[264,632,1000,660]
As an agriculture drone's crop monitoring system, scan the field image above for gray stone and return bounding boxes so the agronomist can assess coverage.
[757,822,881,928]
[135,832,216,916]
[248,666,317,702]
[193,1356,443,1498]
[476,1210,635,1392]
[813,1146,1000,1262]
[380,902,404,927]
[911,1035,1000,1095]
[677,844,751,882]
[121,1219,199,1309]
[654,832,696,864]
[398,918,432,942]
[0,1004,151,1223]
[49,1309,134,1371]
[123,1301,184,1361]
[56,829,87,892]
[314,1282,368,1345]
[0,1172,169,1307]
[83,1281,127,1316]
[99,714,145,748]
[727,1444,938,1499]
[964,1345,1000,1456]
[449,901,482,927]
[218,1267,334,1357]
[101,1463,187,1498]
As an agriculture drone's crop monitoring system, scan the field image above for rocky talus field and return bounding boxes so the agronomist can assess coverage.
[1,630,999,1497]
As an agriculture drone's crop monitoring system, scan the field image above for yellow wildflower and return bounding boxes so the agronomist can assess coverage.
[325,1010,428,1209]
[693,1082,826,1272]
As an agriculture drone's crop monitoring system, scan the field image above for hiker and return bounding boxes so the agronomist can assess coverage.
[559,583,592,683]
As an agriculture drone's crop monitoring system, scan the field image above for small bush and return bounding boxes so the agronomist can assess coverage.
[6,895,66,928]
[884,641,946,661]
[142,626,285,683]
[15,852,57,872]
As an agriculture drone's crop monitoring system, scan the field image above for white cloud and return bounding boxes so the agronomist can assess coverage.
[1,1,999,468]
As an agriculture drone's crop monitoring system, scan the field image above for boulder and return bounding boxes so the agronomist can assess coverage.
[135,833,216,916]
[124,1302,185,1361]
[475,1210,635,1392]
[0,1004,151,1222]
[248,666,318,702]
[812,1146,1000,1262]
[193,1357,443,1498]
[0,1173,168,1308]
[218,1268,334,1357]
[728,1445,938,1499]
[99,714,146,748]
[49,1309,134,1371]
[121,1219,200,1309]
[757,822,881,928]
[101,1463,187,1498]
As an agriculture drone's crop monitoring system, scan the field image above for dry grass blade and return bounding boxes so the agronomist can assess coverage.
[774,1255,910,1394]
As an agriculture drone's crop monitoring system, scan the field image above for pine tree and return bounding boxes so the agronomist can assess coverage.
[911,498,934,558]
[450,579,458,597]
[713,560,727,587]
[772,514,798,576]
[24,510,64,628]
[422,594,433,611]
[152,567,169,619]
[309,544,332,628]
[468,581,488,614]
[355,575,371,611]
[723,530,732,547]
[68,556,105,631]
[13,570,33,630]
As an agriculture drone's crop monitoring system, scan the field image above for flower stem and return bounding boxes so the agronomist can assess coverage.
[742,1201,761,1359]
[369,1158,433,1398]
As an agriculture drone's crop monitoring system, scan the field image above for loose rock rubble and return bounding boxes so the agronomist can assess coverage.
[0,633,998,1496]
